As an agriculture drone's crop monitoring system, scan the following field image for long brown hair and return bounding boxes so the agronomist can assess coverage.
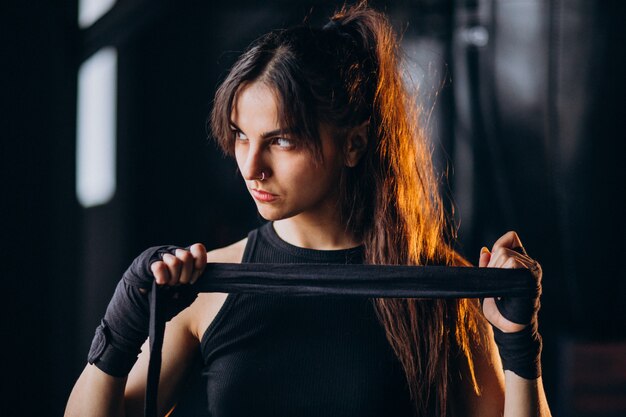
[210,2,484,415]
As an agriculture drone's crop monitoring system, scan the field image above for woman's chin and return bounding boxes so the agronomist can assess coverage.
[255,206,285,222]
[256,204,299,222]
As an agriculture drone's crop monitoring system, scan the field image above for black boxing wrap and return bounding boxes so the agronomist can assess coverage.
[491,252,543,380]
[87,245,198,377]
[492,322,542,380]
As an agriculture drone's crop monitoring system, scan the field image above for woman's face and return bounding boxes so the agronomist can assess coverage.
[231,82,345,223]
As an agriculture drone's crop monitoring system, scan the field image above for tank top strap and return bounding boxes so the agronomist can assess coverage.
[241,227,260,263]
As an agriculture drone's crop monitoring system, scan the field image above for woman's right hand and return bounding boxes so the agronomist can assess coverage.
[149,243,207,286]
[87,243,207,378]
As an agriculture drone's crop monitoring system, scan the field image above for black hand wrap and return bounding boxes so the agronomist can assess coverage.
[87,245,198,377]
[492,257,543,380]
[492,323,542,380]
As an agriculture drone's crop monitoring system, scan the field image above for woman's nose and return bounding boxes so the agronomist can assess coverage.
[240,144,269,181]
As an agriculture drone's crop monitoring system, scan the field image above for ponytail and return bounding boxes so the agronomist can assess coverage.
[327,4,484,416]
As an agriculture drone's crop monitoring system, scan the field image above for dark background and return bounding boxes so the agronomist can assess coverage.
[2,1,625,416]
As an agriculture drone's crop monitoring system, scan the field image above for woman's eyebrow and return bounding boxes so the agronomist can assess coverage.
[229,121,292,139]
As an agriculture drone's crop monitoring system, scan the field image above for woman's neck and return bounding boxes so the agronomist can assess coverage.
[273,216,361,250]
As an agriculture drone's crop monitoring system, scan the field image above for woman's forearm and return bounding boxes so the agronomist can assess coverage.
[503,372,552,417]
[64,364,127,417]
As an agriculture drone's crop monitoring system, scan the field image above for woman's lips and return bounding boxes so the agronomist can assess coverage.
[250,188,278,202]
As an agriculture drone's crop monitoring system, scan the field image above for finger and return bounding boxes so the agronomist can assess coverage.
[501,256,532,270]
[479,247,491,267]
[530,260,543,283]
[150,261,171,285]
[175,249,194,285]
[488,246,532,268]
[491,231,526,255]
[189,243,207,284]
[478,247,492,311]
[493,248,541,280]
[162,253,182,285]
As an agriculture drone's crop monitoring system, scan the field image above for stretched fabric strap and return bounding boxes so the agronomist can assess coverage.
[145,263,537,417]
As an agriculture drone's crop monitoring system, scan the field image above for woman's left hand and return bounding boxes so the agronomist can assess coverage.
[479,231,542,333]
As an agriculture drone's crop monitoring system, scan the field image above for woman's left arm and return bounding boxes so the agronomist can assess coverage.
[480,231,552,417]
[501,370,551,416]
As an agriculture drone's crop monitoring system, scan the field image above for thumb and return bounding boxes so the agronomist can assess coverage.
[479,246,491,267]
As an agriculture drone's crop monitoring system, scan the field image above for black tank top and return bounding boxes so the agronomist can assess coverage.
[200,222,415,416]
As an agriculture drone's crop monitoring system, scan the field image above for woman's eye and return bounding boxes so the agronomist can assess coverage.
[273,137,295,149]
[232,130,247,141]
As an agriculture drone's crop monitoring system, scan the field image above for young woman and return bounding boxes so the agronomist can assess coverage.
[65,3,551,416]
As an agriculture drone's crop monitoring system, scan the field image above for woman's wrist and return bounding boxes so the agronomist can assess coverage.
[493,323,542,380]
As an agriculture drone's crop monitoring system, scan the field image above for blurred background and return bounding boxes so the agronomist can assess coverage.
[2,0,625,416]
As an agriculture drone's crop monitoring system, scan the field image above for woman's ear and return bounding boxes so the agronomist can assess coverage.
[344,122,369,167]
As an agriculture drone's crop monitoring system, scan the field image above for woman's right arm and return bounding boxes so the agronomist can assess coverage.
[65,365,127,417]
[64,244,209,417]
[65,299,203,417]
[65,239,247,417]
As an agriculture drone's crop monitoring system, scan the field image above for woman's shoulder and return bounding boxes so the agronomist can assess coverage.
[206,236,248,264]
